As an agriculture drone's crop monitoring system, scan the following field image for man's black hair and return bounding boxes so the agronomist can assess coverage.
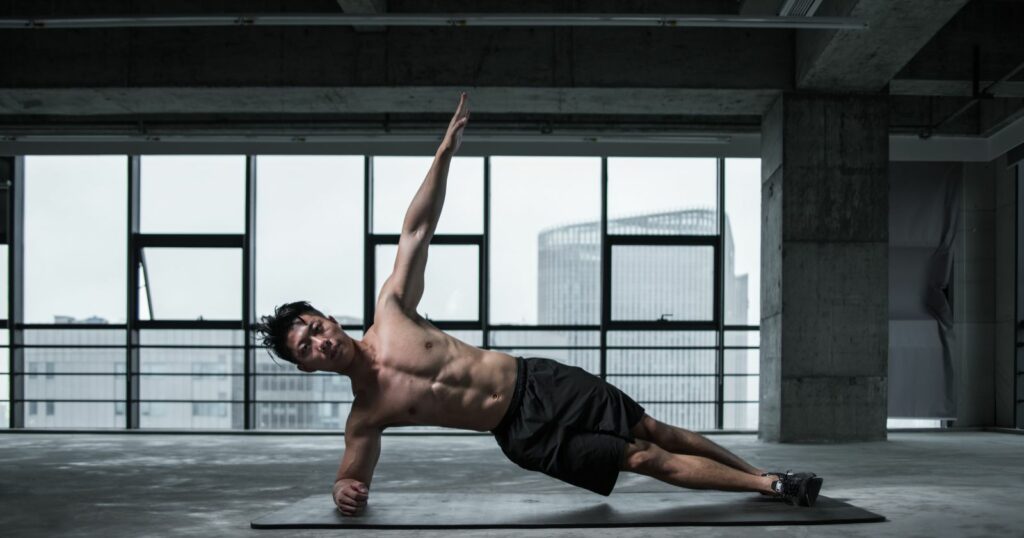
[255,301,326,365]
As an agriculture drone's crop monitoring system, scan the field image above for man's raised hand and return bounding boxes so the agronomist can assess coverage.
[333,478,369,516]
[442,92,470,155]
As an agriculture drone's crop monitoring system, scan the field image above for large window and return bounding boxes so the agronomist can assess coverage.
[722,159,762,430]
[608,157,718,235]
[7,153,761,432]
[374,244,479,321]
[255,156,364,323]
[372,157,483,235]
[140,249,241,321]
[24,156,127,324]
[724,159,760,326]
[140,156,245,234]
[490,157,602,326]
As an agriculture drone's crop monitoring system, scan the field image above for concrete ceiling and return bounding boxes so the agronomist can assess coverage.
[0,0,1021,140]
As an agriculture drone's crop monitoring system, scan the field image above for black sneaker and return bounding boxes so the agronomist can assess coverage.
[770,471,823,507]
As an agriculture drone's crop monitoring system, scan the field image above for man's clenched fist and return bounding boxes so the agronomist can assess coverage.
[333,479,369,516]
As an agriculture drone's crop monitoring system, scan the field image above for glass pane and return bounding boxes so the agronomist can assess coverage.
[25,328,125,346]
[490,157,601,325]
[488,331,599,348]
[25,156,127,323]
[886,418,942,428]
[372,157,483,234]
[643,403,715,431]
[724,375,758,401]
[138,402,242,429]
[140,349,244,375]
[0,245,7,319]
[25,401,120,429]
[139,375,241,401]
[140,248,241,320]
[24,375,124,400]
[0,332,8,428]
[608,158,718,235]
[140,329,243,347]
[255,374,353,402]
[607,331,716,347]
[611,245,714,321]
[256,402,352,430]
[447,330,482,347]
[723,403,757,430]
[256,156,364,324]
[25,348,124,374]
[607,349,716,375]
[725,158,761,325]
[608,376,715,403]
[140,155,245,233]
[724,349,759,374]
[375,244,478,321]
[723,330,760,347]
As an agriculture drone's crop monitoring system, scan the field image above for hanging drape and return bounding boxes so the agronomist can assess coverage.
[888,162,961,419]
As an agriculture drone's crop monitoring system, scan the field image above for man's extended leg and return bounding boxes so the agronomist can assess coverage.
[630,414,763,476]
[621,438,774,493]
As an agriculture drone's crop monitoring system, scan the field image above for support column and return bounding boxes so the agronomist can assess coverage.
[760,93,889,442]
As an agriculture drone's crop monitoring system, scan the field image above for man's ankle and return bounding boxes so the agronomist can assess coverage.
[759,475,777,495]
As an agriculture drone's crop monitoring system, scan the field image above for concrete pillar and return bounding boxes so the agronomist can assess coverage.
[760,93,889,442]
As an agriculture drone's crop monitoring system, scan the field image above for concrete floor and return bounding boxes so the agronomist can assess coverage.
[0,431,1020,537]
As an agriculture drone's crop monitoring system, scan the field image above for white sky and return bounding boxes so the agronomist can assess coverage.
[20,154,761,326]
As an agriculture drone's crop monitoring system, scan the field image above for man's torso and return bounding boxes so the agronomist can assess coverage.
[352,297,517,432]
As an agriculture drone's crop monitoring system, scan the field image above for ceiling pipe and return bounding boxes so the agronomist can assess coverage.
[0,13,867,30]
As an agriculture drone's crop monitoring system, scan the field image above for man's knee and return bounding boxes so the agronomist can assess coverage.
[630,414,659,441]
[620,439,665,472]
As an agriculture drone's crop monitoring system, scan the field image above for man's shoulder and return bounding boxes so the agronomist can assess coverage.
[374,293,415,320]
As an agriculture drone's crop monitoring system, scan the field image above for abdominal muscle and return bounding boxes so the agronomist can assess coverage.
[363,319,518,433]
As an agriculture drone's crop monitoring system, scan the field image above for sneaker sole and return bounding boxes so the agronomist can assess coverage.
[799,477,823,507]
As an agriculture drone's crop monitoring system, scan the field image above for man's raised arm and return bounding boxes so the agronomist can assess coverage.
[401,92,469,237]
[379,93,470,311]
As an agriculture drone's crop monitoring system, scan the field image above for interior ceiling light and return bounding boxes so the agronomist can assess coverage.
[0,13,866,31]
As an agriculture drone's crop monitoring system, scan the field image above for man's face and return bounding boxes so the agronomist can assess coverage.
[285,313,351,373]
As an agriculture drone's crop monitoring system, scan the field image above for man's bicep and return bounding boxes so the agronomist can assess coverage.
[378,230,428,310]
[338,424,382,485]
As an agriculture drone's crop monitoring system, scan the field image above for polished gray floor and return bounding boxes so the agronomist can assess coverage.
[1,431,1020,537]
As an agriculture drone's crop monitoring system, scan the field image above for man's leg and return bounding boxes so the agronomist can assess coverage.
[630,414,764,476]
[621,438,775,493]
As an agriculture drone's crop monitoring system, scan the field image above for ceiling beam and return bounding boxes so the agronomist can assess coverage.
[0,86,779,117]
[0,13,866,30]
[890,79,1024,98]
[796,0,970,92]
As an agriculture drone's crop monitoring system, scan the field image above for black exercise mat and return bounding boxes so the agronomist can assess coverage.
[251,492,885,529]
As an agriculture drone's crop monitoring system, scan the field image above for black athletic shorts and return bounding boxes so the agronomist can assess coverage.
[490,356,647,496]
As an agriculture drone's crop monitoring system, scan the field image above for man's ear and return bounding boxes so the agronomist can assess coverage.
[297,363,313,373]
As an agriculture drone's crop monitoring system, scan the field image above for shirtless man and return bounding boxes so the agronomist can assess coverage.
[255,93,822,516]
